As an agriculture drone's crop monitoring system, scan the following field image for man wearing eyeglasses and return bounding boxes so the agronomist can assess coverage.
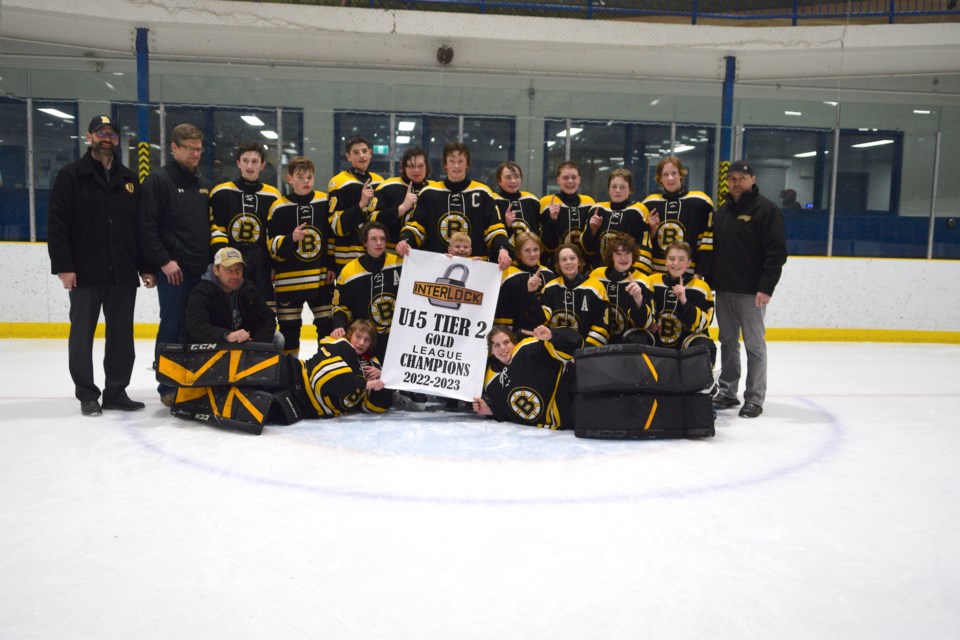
[48,115,156,416]
[138,123,212,405]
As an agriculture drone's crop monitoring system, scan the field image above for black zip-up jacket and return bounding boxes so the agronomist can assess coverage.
[47,150,146,286]
[708,186,787,296]
[139,161,212,277]
[184,268,276,343]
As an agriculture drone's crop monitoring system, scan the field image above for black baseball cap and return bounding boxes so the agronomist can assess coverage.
[88,115,117,134]
[728,160,754,176]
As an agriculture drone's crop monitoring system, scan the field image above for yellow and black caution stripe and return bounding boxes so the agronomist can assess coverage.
[138,141,150,183]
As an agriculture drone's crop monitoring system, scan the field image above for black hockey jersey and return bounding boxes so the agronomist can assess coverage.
[641,188,715,275]
[327,168,384,273]
[538,192,596,255]
[331,252,403,338]
[398,177,510,260]
[298,336,391,416]
[540,272,610,347]
[267,190,333,295]
[580,200,654,272]
[648,272,714,349]
[588,266,653,341]
[482,328,581,430]
[370,176,431,252]
[494,262,556,334]
[495,189,541,245]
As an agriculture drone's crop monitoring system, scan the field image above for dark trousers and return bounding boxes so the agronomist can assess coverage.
[68,285,137,402]
[155,269,201,393]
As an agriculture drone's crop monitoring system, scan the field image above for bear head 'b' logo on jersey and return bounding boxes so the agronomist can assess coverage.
[549,310,579,330]
[658,310,682,346]
[230,214,262,243]
[562,227,582,247]
[296,226,323,261]
[656,219,686,251]
[509,387,543,422]
[608,302,629,335]
[370,292,396,331]
[343,388,364,409]
[439,212,470,243]
[511,217,531,235]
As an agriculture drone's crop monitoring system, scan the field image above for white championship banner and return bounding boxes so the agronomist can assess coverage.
[381,249,501,402]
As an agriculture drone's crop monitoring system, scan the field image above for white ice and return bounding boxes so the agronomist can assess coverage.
[1,339,959,639]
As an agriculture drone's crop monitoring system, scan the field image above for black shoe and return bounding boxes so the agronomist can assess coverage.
[81,400,102,416]
[102,393,146,411]
[712,395,740,410]
[443,399,461,412]
[739,402,763,418]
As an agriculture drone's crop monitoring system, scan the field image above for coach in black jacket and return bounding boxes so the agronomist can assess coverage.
[707,160,787,419]
[48,115,155,416]
[138,123,212,401]
[185,247,278,345]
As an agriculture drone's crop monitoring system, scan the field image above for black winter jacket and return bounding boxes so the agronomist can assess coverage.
[139,161,212,277]
[47,150,146,287]
[185,272,276,344]
[709,186,787,297]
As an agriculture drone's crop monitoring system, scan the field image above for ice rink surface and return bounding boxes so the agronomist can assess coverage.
[1,338,959,639]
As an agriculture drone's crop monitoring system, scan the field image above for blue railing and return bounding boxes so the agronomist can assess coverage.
[332,1,959,24]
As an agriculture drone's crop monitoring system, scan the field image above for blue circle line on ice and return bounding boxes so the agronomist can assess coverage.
[123,396,843,506]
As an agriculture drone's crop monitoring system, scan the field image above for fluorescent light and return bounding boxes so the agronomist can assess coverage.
[913,109,931,115]
[556,127,583,138]
[673,144,695,153]
[794,151,818,158]
[396,135,411,144]
[104,82,115,91]
[546,141,556,148]
[785,111,802,116]
[242,115,266,126]
[823,101,838,106]
[851,139,894,148]
[37,108,74,120]
[650,99,660,106]
[260,130,279,140]
[397,121,416,132]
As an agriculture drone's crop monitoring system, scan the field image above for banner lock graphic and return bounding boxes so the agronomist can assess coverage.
[413,263,483,310]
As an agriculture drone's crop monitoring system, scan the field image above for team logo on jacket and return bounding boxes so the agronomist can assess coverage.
[509,387,543,421]
[230,214,262,243]
[125,183,135,193]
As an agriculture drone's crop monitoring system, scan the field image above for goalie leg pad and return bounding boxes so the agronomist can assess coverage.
[157,342,286,389]
[573,392,715,440]
[168,386,273,435]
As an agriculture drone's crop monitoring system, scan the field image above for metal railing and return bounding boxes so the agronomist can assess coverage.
[250,0,960,24]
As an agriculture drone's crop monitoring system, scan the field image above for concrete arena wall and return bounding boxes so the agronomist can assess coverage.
[2,243,958,342]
